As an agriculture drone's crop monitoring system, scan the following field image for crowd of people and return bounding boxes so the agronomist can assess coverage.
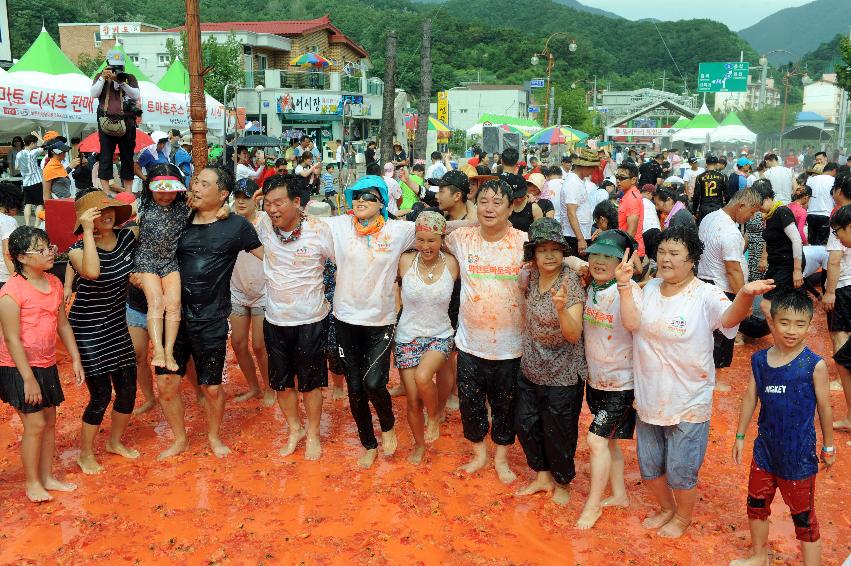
[0,51,847,566]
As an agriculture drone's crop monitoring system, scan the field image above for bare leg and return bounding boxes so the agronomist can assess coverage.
[99,178,112,193]
[331,372,346,400]
[140,273,166,368]
[250,314,275,407]
[129,326,156,414]
[35,205,44,227]
[77,422,104,475]
[24,204,32,227]
[658,487,698,538]
[388,379,407,397]
[303,389,323,460]
[601,440,629,507]
[357,448,378,468]
[104,411,139,459]
[201,384,230,458]
[801,539,823,566]
[459,441,488,474]
[156,374,188,460]
[277,389,305,456]
[161,272,182,372]
[494,444,516,484]
[415,351,447,443]
[576,432,610,529]
[436,351,457,419]
[400,368,425,464]
[642,476,677,529]
[831,331,851,431]
[18,410,51,502]
[38,408,75,492]
[229,313,260,402]
[729,518,770,565]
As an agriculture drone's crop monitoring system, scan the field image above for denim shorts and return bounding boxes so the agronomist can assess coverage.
[126,305,147,330]
[231,303,265,317]
[394,337,454,369]
[636,419,710,490]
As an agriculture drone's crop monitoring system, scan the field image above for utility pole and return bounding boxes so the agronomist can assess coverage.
[185,0,208,168]
[658,69,666,92]
[380,31,397,165]
[414,20,432,164]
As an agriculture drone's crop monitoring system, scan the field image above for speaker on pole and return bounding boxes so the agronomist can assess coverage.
[482,126,500,155]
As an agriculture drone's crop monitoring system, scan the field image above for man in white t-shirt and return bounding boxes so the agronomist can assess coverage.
[823,207,851,432]
[682,157,704,200]
[640,184,661,232]
[805,162,837,245]
[762,153,794,204]
[560,148,600,254]
[445,177,527,485]
[425,151,449,193]
[255,175,335,461]
[697,187,762,384]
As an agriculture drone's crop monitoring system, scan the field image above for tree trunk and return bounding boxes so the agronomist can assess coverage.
[185,0,208,169]
[380,31,397,165]
[414,20,432,164]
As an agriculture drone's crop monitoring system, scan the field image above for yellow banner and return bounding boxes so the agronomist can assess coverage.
[437,91,448,124]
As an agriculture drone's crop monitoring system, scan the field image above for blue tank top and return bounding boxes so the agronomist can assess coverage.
[751,347,820,480]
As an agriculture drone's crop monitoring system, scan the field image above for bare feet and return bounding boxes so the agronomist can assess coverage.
[133,399,156,415]
[234,388,260,403]
[151,350,166,369]
[833,418,851,432]
[164,354,179,373]
[459,452,488,475]
[515,474,554,497]
[209,436,231,458]
[576,503,602,529]
[408,445,425,465]
[729,553,769,566]
[601,493,630,508]
[642,509,676,530]
[105,440,140,459]
[715,381,731,392]
[381,428,398,457]
[425,418,440,443]
[445,394,459,411]
[357,448,378,468]
[77,454,103,475]
[42,477,77,492]
[332,387,347,401]
[657,514,690,538]
[388,384,406,397]
[26,482,53,503]
[280,427,305,457]
[494,458,517,484]
[262,388,277,407]
[551,485,570,506]
[304,435,322,461]
[157,438,188,460]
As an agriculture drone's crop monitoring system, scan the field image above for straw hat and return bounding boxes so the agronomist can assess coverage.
[73,190,133,235]
[459,163,497,182]
[526,172,546,192]
[573,147,601,167]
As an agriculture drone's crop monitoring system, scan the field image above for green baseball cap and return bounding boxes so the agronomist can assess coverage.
[585,230,635,259]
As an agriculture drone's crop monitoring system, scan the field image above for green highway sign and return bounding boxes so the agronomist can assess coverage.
[697,62,749,93]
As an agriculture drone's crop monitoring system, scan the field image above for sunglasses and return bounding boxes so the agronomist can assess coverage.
[615,175,632,181]
[353,191,383,204]
[25,244,58,257]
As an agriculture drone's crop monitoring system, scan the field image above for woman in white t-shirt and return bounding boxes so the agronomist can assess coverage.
[0,184,21,285]
[617,225,773,539]
[324,175,415,469]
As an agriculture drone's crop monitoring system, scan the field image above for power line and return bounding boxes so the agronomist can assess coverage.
[652,21,687,90]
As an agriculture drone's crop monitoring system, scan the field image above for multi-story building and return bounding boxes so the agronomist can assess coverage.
[58,22,162,65]
[442,85,530,131]
[713,75,781,112]
[803,73,843,124]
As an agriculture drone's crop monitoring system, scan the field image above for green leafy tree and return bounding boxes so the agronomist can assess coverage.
[165,32,244,104]
[836,36,851,95]
[77,51,104,76]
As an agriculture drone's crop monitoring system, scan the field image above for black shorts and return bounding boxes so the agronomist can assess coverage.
[764,260,806,301]
[586,385,637,439]
[154,318,227,386]
[827,285,851,332]
[264,318,328,392]
[0,365,64,413]
[23,183,43,206]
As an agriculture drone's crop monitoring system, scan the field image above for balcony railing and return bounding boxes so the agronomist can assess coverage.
[245,70,331,90]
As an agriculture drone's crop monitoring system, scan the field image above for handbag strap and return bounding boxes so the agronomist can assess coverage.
[103,81,125,115]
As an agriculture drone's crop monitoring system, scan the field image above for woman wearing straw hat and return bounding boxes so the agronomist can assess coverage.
[67,189,139,474]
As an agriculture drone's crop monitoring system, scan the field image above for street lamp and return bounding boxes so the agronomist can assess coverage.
[780,69,812,150]
[531,33,577,127]
[255,83,265,134]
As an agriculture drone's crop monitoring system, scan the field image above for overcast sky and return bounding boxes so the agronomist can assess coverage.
[580,0,808,31]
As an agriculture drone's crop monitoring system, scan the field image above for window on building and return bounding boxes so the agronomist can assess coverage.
[257,54,268,71]
[129,54,139,64]
[158,54,169,67]
[309,45,320,54]
[93,31,102,48]
[459,109,468,114]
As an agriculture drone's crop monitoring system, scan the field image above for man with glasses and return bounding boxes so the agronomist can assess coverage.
[616,163,645,259]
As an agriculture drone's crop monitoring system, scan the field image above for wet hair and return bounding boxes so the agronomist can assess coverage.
[8,226,50,278]
[823,162,838,174]
[262,174,305,206]
[830,204,851,230]
[204,166,235,197]
[274,157,287,168]
[592,200,618,230]
[751,178,775,201]
[769,289,814,320]
[657,224,703,263]
[23,134,38,146]
[617,162,638,179]
[430,151,442,161]
[476,179,512,202]
[365,162,382,176]
[500,147,519,167]
[142,163,187,206]
[0,182,23,214]
[728,186,762,207]
[643,227,661,262]
[299,151,313,164]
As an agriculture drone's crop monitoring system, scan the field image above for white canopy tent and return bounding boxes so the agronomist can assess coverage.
[709,112,757,144]
[671,103,720,144]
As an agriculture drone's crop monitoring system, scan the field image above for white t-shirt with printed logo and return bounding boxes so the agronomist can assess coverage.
[634,278,738,426]
[256,214,334,326]
[324,216,415,326]
[583,281,642,391]
[826,233,851,289]
[697,208,747,293]
[445,226,528,360]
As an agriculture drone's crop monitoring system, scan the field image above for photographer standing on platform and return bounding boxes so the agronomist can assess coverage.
[91,49,140,194]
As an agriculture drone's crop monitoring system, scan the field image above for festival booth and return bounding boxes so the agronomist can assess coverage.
[156,59,226,138]
[671,103,719,146]
[709,112,757,145]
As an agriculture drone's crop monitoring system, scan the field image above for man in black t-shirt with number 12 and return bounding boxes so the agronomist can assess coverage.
[692,155,728,223]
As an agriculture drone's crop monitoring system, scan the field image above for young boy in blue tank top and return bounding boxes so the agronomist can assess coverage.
[730,291,835,566]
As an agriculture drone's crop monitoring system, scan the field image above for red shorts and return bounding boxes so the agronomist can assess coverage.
[746,461,820,542]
